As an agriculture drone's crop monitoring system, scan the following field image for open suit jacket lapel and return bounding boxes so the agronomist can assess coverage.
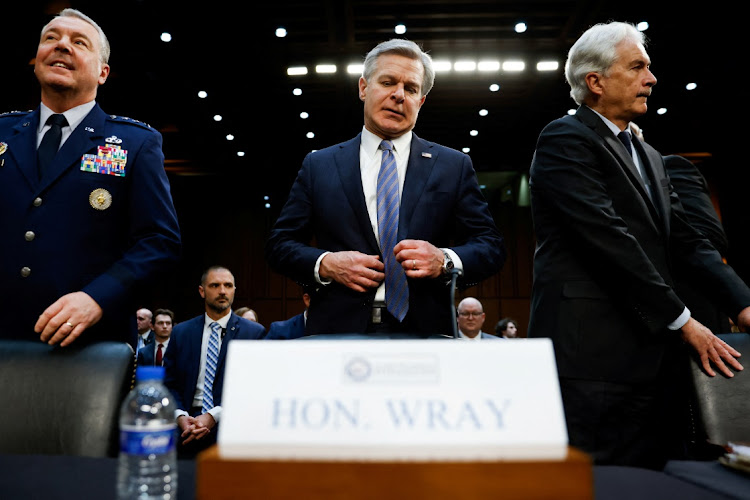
[186,316,205,400]
[578,107,663,231]
[632,135,671,235]
[334,134,381,254]
[399,133,436,240]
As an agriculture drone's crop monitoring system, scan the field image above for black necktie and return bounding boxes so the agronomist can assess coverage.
[619,130,655,203]
[37,114,68,179]
[617,130,632,153]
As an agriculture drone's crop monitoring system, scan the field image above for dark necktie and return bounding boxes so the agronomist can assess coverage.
[37,114,68,179]
[619,130,653,200]
[377,140,409,322]
[617,130,632,153]
[155,343,164,366]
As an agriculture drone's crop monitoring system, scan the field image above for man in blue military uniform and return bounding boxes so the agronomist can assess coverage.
[0,9,180,347]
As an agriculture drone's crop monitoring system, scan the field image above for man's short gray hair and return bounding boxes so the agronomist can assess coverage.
[564,22,645,105]
[43,8,110,64]
[362,39,435,96]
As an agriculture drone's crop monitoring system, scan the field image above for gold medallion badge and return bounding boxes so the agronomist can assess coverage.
[89,188,112,210]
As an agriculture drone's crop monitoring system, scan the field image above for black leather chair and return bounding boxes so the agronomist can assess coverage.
[0,340,135,457]
[688,333,750,448]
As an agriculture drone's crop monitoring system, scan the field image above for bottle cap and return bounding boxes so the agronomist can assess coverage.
[135,365,165,381]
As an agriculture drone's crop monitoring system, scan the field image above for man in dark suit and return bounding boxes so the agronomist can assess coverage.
[135,308,155,352]
[266,291,310,340]
[164,266,266,456]
[0,9,180,347]
[665,154,732,334]
[528,21,750,468]
[137,308,173,366]
[456,297,499,340]
[266,39,504,337]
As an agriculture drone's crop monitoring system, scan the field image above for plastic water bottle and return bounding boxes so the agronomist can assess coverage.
[117,365,178,499]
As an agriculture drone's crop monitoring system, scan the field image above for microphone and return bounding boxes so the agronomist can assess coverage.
[449,268,463,338]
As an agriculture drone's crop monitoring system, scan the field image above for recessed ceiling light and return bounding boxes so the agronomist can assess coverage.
[287,67,308,76]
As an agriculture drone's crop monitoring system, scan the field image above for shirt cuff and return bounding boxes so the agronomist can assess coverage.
[668,307,691,330]
[175,409,188,420]
[314,251,332,285]
[207,406,222,423]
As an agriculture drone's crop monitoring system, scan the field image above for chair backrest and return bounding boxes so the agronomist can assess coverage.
[0,340,135,457]
[688,333,750,446]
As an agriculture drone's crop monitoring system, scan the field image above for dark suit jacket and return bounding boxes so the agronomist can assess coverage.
[528,106,750,384]
[666,155,732,333]
[266,132,505,336]
[0,105,181,346]
[266,313,306,340]
[137,330,155,351]
[163,313,266,412]
[137,339,167,366]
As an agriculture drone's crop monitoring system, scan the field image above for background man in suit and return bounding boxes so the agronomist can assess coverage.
[137,308,173,366]
[135,308,155,352]
[528,21,750,468]
[0,9,180,347]
[665,154,733,334]
[456,297,498,340]
[266,39,504,337]
[164,266,265,456]
[266,291,310,340]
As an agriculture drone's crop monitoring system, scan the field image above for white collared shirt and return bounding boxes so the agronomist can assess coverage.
[37,101,96,149]
[458,329,483,340]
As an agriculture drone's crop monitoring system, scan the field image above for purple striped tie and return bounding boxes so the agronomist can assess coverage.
[377,140,409,321]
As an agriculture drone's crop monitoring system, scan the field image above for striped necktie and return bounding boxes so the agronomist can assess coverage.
[377,140,409,321]
[202,322,221,413]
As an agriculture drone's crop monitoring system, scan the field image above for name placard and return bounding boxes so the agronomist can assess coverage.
[218,339,567,460]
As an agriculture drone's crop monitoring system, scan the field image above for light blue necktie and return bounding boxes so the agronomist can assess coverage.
[202,321,221,413]
[377,140,409,321]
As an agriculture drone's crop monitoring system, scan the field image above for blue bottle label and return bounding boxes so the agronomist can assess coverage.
[120,425,176,455]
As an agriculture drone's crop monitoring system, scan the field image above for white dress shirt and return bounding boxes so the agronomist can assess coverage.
[37,101,96,149]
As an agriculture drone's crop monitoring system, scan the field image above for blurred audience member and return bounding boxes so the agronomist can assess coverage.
[495,318,519,338]
[137,308,173,366]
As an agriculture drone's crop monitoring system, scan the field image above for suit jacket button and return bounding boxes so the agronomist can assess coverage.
[33,197,43,207]
[20,267,31,278]
[25,231,35,241]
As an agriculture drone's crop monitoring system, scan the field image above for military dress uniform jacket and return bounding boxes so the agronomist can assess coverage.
[0,104,181,345]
